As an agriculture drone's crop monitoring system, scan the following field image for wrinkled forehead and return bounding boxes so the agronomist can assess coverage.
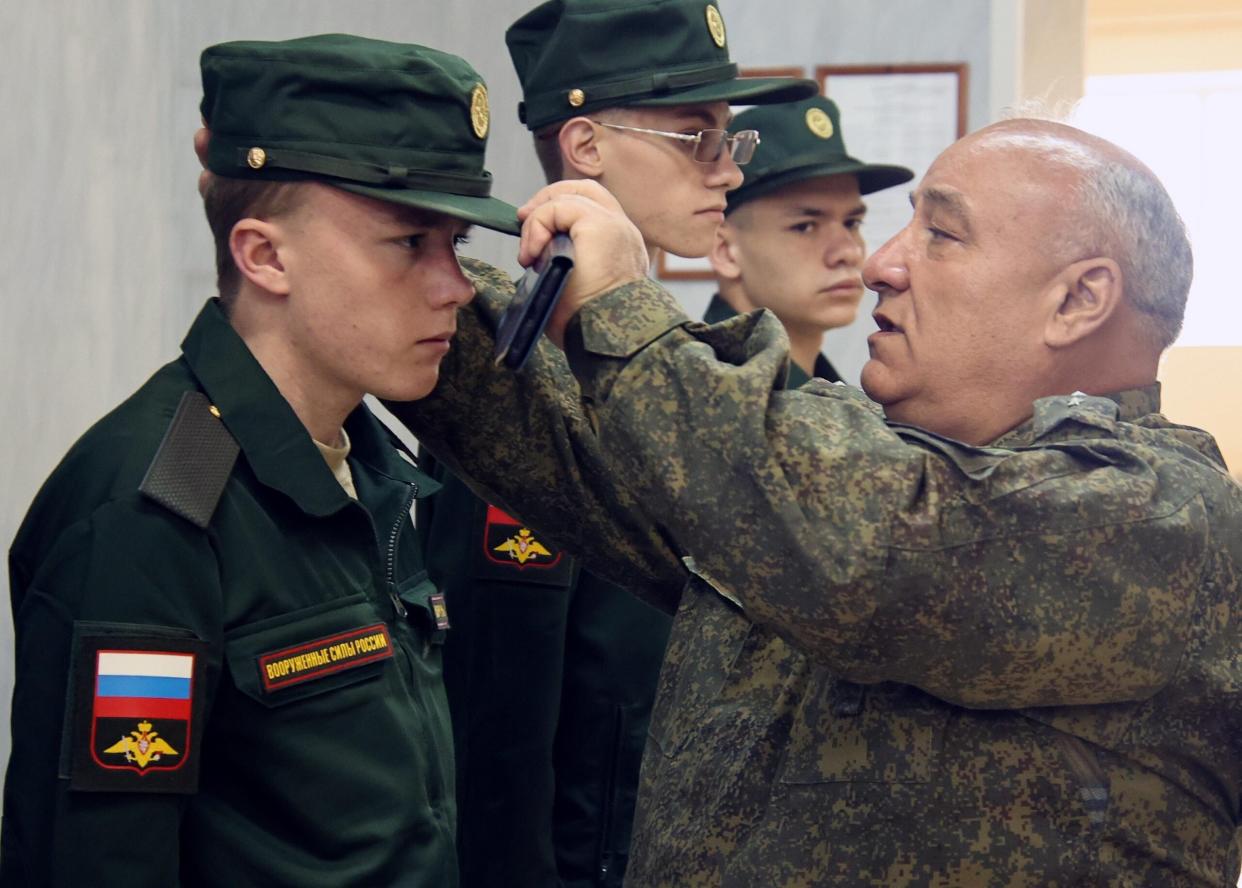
[919,135,1082,223]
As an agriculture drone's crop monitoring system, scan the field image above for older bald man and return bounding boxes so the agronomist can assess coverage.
[400,119,1241,886]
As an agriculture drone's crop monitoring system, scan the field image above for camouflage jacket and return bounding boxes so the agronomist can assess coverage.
[393,260,1242,887]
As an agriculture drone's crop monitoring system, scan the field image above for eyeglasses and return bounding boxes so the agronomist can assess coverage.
[592,121,761,165]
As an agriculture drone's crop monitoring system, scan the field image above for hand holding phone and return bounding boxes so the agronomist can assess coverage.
[494,234,575,371]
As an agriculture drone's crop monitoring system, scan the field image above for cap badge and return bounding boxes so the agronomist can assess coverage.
[246,147,267,169]
[567,88,586,108]
[805,107,834,139]
[470,83,490,139]
[705,5,727,48]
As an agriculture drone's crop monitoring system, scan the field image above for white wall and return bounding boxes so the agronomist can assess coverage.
[0,0,1012,800]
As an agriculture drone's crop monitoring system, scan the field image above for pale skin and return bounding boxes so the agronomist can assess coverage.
[227,184,475,443]
[546,119,1165,446]
[552,102,743,263]
[711,174,868,377]
[224,178,646,443]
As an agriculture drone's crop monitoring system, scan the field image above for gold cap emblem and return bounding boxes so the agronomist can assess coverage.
[705,5,726,48]
[567,88,586,108]
[470,83,490,139]
[805,107,834,139]
[246,147,267,169]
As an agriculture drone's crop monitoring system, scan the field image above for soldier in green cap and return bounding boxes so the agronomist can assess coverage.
[411,3,816,885]
[1,33,647,887]
[708,96,913,386]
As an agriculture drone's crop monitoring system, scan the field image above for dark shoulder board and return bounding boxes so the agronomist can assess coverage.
[139,391,240,529]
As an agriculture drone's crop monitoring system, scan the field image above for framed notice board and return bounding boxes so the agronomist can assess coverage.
[816,63,969,251]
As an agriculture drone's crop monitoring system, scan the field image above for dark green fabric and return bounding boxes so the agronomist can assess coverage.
[704,293,841,385]
[416,449,672,888]
[200,34,519,234]
[725,95,914,211]
[506,0,816,130]
[3,300,457,887]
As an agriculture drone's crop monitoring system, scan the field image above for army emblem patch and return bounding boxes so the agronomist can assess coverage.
[470,83,490,139]
[705,4,727,48]
[483,505,563,570]
[69,632,208,793]
[805,107,834,139]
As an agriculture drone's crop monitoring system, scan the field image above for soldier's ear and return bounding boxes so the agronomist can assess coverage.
[709,221,742,282]
[559,117,605,179]
[1044,257,1122,349]
[229,218,290,297]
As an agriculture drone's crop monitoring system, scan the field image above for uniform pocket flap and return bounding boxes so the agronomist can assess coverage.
[225,594,393,707]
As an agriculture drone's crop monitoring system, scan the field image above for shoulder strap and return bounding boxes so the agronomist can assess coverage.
[139,390,239,528]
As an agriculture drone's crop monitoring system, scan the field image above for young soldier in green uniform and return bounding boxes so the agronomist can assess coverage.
[416,3,815,886]
[3,34,520,887]
[398,118,1242,884]
[707,96,913,386]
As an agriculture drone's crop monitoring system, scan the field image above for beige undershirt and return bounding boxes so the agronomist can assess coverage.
[314,428,358,500]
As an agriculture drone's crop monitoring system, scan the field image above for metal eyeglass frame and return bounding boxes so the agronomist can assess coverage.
[592,121,761,165]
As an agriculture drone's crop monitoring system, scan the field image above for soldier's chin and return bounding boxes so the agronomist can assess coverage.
[657,230,714,261]
[380,372,440,404]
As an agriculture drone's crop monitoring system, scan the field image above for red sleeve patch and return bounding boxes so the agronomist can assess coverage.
[257,623,393,693]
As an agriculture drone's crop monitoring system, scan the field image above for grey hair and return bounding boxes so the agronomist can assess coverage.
[984,121,1193,351]
[1074,160,1192,350]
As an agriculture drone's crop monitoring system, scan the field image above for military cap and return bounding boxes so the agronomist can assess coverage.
[506,0,818,131]
[726,95,915,212]
[200,34,518,234]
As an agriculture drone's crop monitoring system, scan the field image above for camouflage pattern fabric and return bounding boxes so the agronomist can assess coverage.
[389,260,1242,887]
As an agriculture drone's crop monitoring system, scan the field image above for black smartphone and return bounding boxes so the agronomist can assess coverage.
[494,234,574,372]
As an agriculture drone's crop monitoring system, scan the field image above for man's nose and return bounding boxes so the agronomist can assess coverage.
[824,227,865,269]
[863,227,910,293]
[707,149,744,192]
[427,244,475,308]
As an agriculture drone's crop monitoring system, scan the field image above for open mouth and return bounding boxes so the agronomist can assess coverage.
[873,313,903,333]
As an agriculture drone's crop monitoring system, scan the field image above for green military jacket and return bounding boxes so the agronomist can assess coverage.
[3,300,456,888]
[703,293,841,387]
[403,261,1242,887]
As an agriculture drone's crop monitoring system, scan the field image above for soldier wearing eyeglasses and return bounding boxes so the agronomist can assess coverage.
[407,2,814,886]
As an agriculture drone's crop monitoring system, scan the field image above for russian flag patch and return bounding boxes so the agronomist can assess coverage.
[70,630,208,793]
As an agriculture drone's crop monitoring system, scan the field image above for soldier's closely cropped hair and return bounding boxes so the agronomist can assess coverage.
[202,178,304,311]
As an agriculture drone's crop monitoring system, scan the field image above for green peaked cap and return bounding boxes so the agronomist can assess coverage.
[507,0,818,131]
[726,95,915,212]
[200,34,519,235]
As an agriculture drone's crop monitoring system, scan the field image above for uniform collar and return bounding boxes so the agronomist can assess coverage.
[990,383,1162,449]
[705,294,840,387]
[180,299,436,517]
[703,292,736,324]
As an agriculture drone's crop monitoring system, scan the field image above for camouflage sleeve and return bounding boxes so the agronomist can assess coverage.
[563,282,1211,710]
[384,257,684,613]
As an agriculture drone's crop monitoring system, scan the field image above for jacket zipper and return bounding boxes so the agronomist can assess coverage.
[385,481,418,620]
